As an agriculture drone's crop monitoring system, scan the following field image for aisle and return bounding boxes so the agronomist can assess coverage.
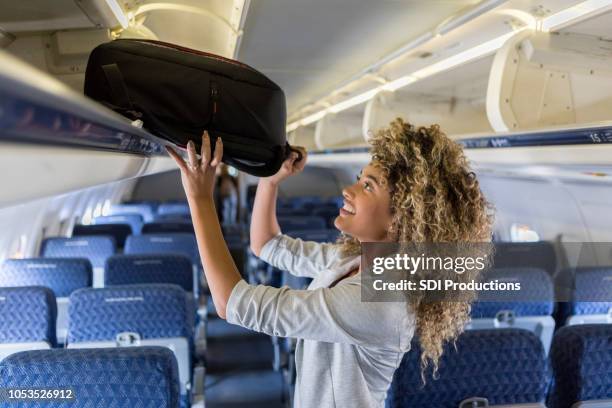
[204,317,287,408]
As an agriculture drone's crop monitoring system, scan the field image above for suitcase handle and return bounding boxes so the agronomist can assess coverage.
[286,144,303,163]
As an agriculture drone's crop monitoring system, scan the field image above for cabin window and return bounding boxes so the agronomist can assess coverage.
[102,199,112,216]
[510,223,540,242]
[93,202,103,218]
[81,207,94,225]
[9,234,28,259]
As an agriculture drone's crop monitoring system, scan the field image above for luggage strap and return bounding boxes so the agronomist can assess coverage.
[101,63,133,111]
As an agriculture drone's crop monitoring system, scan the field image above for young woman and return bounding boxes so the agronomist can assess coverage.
[166,118,492,407]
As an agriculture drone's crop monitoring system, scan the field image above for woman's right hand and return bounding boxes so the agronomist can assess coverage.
[265,146,307,185]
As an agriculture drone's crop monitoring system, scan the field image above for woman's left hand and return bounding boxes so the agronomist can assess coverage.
[166,130,223,201]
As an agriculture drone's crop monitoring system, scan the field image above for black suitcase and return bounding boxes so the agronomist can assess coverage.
[85,39,291,177]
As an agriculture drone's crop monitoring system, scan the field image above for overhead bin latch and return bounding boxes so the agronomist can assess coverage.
[116,331,141,346]
[459,397,489,408]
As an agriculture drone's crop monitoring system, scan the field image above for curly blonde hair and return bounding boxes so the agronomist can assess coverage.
[340,118,493,377]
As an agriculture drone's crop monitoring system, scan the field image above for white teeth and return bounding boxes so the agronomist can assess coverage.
[342,203,355,215]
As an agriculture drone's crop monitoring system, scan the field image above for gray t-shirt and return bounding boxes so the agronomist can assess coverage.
[226,234,415,407]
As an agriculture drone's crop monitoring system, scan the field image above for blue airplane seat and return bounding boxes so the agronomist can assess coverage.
[468,267,556,354]
[0,286,56,360]
[565,267,612,326]
[549,324,612,408]
[41,236,115,288]
[0,347,180,408]
[105,254,193,292]
[386,329,550,408]
[142,221,195,234]
[109,203,155,223]
[157,202,190,216]
[73,223,132,248]
[125,233,201,296]
[67,284,194,400]
[125,233,199,267]
[1,258,92,345]
[277,215,326,231]
[493,242,557,276]
[93,213,144,235]
[155,213,192,222]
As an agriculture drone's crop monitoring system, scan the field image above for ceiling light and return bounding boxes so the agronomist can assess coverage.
[382,75,418,92]
[298,110,328,128]
[328,88,382,114]
[411,29,521,79]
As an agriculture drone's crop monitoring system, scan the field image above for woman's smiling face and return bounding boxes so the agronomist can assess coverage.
[334,162,393,242]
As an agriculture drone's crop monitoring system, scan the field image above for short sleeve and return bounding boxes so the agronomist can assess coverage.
[226,279,413,351]
[259,234,342,278]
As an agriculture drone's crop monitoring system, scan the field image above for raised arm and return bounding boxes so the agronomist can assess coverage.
[250,147,306,257]
[166,132,241,320]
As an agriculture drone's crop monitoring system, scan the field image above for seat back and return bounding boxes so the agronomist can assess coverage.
[157,202,190,216]
[387,329,549,408]
[142,221,195,234]
[549,324,612,408]
[277,216,326,231]
[93,214,143,234]
[109,203,155,222]
[1,258,92,298]
[289,195,322,210]
[0,346,180,408]
[105,254,193,293]
[493,242,557,276]
[73,224,132,248]
[1,258,92,344]
[124,233,200,295]
[567,267,612,325]
[467,267,556,354]
[67,284,192,395]
[0,287,56,360]
[41,236,115,288]
[154,213,192,222]
[125,233,199,266]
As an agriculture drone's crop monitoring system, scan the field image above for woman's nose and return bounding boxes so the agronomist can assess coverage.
[342,185,354,200]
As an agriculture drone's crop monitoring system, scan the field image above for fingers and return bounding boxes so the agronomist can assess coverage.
[287,146,307,172]
[211,137,223,167]
[187,140,198,168]
[165,146,188,172]
[201,130,212,166]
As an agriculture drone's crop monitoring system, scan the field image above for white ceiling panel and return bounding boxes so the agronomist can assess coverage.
[238,0,481,114]
[0,0,93,32]
[560,10,612,40]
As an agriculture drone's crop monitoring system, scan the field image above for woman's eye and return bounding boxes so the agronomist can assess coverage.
[363,181,372,191]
